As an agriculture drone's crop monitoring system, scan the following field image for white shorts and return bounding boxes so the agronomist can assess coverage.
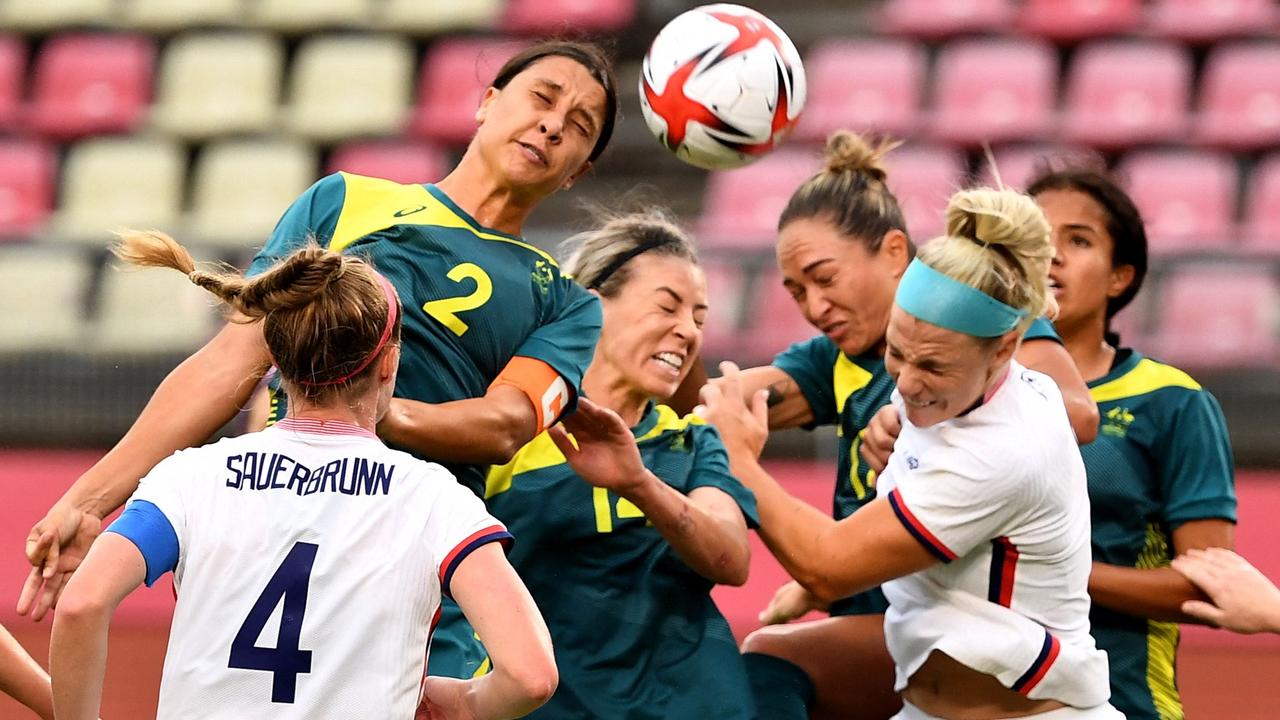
[893,700,1126,720]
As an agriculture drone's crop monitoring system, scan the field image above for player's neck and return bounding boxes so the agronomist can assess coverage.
[436,157,538,236]
[581,365,649,429]
[287,397,379,433]
[1058,314,1114,383]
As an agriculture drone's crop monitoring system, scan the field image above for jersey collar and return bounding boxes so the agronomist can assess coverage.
[630,401,661,439]
[275,417,379,440]
[1086,347,1142,389]
[424,184,526,243]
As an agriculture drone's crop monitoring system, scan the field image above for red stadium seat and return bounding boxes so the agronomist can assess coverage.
[1148,0,1278,42]
[1194,43,1280,152]
[327,141,449,186]
[977,144,1098,191]
[1116,150,1238,253]
[697,149,819,251]
[740,267,818,364]
[1242,153,1280,251]
[793,39,926,143]
[1061,41,1192,149]
[699,257,749,360]
[1018,0,1142,42]
[409,37,529,146]
[884,145,968,242]
[501,0,634,34]
[1152,266,1279,368]
[929,38,1057,147]
[879,0,1015,40]
[0,139,55,238]
[0,36,25,130]
[27,33,154,140]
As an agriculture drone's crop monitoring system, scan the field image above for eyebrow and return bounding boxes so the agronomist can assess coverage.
[657,286,708,311]
[1063,222,1100,233]
[534,78,599,134]
[802,258,837,275]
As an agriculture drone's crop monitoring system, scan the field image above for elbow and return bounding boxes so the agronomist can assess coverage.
[52,585,112,628]
[719,543,753,587]
[479,428,528,465]
[1071,401,1100,445]
[509,655,558,709]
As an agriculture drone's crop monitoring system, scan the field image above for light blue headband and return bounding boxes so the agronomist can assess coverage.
[895,258,1028,337]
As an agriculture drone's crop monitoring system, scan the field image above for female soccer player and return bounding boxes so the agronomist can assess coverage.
[22,39,618,619]
[431,211,759,719]
[49,233,555,720]
[716,132,1097,719]
[701,187,1120,720]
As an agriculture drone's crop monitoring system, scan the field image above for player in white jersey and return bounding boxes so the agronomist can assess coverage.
[48,233,557,720]
[699,187,1121,719]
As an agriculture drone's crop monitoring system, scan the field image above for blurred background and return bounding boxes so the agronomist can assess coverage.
[0,0,1277,716]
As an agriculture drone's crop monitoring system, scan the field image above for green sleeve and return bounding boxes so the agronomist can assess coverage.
[771,335,841,427]
[246,173,347,277]
[1155,388,1238,527]
[512,276,602,412]
[1024,316,1062,344]
[687,424,760,529]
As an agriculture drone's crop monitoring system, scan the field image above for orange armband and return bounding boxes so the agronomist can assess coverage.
[490,356,573,433]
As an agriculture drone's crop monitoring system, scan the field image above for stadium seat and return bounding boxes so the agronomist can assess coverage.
[1148,0,1277,42]
[0,249,89,351]
[793,39,926,143]
[0,0,114,31]
[977,144,1099,191]
[1194,43,1280,152]
[929,38,1057,147]
[884,145,968,242]
[249,0,371,32]
[1152,266,1279,368]
[697,149,820,250]
[326,141,449,185]
[285,35,414,142]
[378,0,504,34]
[741,268,819,364]
[409,37,531,145]
[53,137,185,244]
[1242,153,1280,250]
[1018,0,1142,42]
[94,261,219,353]
[1116,150,1238,253]
[0,35,25,130]
[27,33,155,141]
[121,0,245,31]
[1061,41,1192,149]
[188,138,317,251]
[699,257,749,361]
[0,139,55,238]
[501,0,635,34]
[151,33,283,139]
[878,0,1015,40]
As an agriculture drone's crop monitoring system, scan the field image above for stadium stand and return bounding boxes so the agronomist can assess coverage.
[187,138,317,251]
[501,0,636,34]
[1147,0,1279,42]
[0,35,25,131]
[0,138,55,238]
[150,33,283,139]
[1061,40,1192,149]
[284,34,414,141]
[377,0,506,35]
[1243,153,1280,251]
[120,0,246,32]
[878,0,1014,39]
[249,0,372,32]
[882,144,967,241]
[928,37,1057,146]
[27,33,154,141]
[1194,42,1280,152]
[697,149,819,250]
[92,261,218,352]
[1116,149,1238,253]
[0,0,114,32]
[1017,0,1143,42]
[409,37,529,145]
[0,248,89,350]
[793,38,926,142]
[52,136,185,244]
[327,140,449,185]
[1153,265,1280,368]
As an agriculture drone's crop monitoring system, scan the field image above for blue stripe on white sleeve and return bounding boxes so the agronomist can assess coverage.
[106,500,179,587]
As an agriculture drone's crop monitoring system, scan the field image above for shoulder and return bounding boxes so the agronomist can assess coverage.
[773,334,839,368]
[1092,354,1208,408]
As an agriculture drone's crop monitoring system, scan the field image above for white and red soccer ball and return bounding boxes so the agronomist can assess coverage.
[640,3,807,170]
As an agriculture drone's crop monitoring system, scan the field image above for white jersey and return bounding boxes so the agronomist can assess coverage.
[878,362,1112,708]
[114,418,510,720]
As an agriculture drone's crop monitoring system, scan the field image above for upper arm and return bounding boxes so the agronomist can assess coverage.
[58,533,147,615]
[813,497,939,599]
[769,336,842,429]
[449,543,552,667]
[739,366,815,429]
[1172,519,1235,555]
[1158,390,1237,528]
[1015,337,1099,444]
[509,280,602,418]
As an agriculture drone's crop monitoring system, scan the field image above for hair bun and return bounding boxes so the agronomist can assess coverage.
[822,131,900,183]
[944,188,1044,250]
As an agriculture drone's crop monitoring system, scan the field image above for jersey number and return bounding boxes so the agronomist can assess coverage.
[229,541,318,704]
[593,487,647,533]
[423,263,493,336]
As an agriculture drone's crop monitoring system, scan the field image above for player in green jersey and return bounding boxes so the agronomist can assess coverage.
[713,132,1099,720]
[1027,168,1237,720]
[22,41,619,626]
[430,211,759,719]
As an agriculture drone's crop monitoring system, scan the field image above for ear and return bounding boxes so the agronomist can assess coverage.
[475,87,499,124]
[378,345,400,384]
[560,160,593,191]
[993,328,1021,367]
[1107,263,1136,300]
[881,229,911,278]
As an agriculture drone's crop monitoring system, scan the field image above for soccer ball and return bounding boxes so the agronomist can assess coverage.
[639,3,807,171]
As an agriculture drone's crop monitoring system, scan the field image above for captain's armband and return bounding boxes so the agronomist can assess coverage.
[490,356,572,433]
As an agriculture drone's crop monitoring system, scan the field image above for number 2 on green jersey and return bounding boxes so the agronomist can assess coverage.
[423,263,493,336]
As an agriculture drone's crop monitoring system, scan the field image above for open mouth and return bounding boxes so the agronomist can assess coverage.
[517,141,547,166]
[653,352,684,372]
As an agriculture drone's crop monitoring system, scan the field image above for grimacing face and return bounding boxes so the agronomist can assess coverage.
[776,217,907,357]
[596,254,708,401]
[1036,189,1135,336]
[473,55,607,198]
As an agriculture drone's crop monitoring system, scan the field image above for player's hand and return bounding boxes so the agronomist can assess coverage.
[695,362,769,460]
[418,676,480,720]
[549,398,649,495]
[859,404,902,474]
[759,580,828,625]
[18,505,102,621]
[1172,548,1280,634]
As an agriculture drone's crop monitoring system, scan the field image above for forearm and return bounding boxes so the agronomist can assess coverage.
[380,387,537,465]
[1089,562,1212,623]
[50,608,111,720]
[463,665,555,720]
[622,474,750,586]
[0,626,53,720]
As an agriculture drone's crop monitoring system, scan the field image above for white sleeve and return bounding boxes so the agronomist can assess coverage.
[124,450,196,547]
[421,467,513,598]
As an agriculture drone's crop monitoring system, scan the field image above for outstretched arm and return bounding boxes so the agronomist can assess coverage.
[0,624,54,720]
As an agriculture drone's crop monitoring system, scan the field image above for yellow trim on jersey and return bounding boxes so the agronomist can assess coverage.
[1090,358,1202,404]
[329,173,558,265]
[833,354,874,436]
[637,404,706,442]
[1135,522,1184,719]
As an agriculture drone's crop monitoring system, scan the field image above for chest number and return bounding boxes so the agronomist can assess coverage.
[423,263,493,336]
[593,487,647,533]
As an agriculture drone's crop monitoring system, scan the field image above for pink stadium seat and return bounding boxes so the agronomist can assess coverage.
[879,0,1015,40]
[409,37,529,146]
[1194,43,1280,152]
[1242,154,1280,250]
[741,267,819,363]
[929,39,1057,147]
[1148,0,1277,42]
[793,39,926,143]
[977,144,1098,191]
[27,33,154,140]
[699,258,749,360]
[327,141,449,185]
[0,139,55,238]
[1018,0,1142,42]
[1061,41,1192,149]
[697,149,819,250]
[884,145,968,242]
[501,0,634,34]
[0,36,25,130]
[1153,266,1279,368]
[1117,150,1238,253]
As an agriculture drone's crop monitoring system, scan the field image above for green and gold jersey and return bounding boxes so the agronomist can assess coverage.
[1083,349,1237,720]
[429,403,759,720]
[248,173,602,495]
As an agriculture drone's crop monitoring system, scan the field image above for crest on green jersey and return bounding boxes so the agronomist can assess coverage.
[532,260,554,295]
